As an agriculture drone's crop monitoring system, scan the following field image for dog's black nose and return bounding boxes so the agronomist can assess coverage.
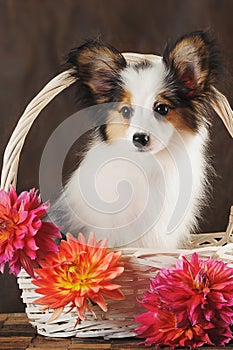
[133,133,150,149]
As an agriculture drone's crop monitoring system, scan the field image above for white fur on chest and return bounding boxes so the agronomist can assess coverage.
[56,128,208,249]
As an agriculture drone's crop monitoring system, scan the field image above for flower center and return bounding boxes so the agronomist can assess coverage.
[194,270,210,290]
[0,221,7,230]
[64,262,94,291]
[0,218,14,241]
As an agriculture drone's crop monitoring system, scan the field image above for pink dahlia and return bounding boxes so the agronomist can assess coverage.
[0,186,61,277]
[33,233,124,322]
[135,253,233,348]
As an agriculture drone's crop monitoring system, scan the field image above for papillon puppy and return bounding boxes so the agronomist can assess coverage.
[52,31,221,249]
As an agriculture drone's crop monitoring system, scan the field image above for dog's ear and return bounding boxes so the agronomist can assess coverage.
[163,31,220,98]
[68,41,126,103]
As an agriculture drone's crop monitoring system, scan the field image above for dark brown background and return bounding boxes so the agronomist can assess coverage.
[0,0,232,312]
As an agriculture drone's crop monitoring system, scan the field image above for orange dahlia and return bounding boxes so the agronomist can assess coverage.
[0,186,61,277]
[33,232,124,321]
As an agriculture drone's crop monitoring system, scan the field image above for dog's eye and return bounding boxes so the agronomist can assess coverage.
[120,106,132,119]
[154,104,169,116]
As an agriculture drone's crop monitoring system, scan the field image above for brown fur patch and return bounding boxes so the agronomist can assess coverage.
[166,109,196,133]
[155,92,198,133]
[106,91,132,141]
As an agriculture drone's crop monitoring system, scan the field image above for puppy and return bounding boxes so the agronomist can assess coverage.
[52,31,221,249]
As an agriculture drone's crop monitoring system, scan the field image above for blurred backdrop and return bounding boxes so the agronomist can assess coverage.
[0,0,232,312]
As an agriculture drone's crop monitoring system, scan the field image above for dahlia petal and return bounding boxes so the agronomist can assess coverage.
[26,250,37,260]
[48,307,64,322]
[213,282,233,291]
[139,300,159,313]
[91,249,107,267]
[189,295,202,323]
[76,300,88,320]
[99,267,124,280]
[4,244,14,260]
[76,232,86,245]
[101,283,122,291]
[97,237,108,250]
[36,237,58,255]
[90,286,101,293]
[0,262,5,273]
[35,224,61,254]
[8,252,22,277]
[135,311,156,327]
[87,232,97,247]
[86,302,96,319]
[17,210,29,224]
[218,309,233,324]
[0,189,11,207]
[204,308,214,321]
[15,226,27,237]
[9,185,18,203]
[0,249,8,264]
[13,235,25,250]
[35,292,72,309]
[20,252,37,277]
[9,264,21,277]
[39,222,61,239]
[186,328,193,340]
[10,207,20,223]
[39,305,49,312]
[75,296,85,308]
[101,288,125,300]
[91,293,107,312]
[24,237,38,251]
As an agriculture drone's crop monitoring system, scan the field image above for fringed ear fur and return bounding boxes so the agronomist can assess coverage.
[67,40,126,103]
[163,31,233,136]
[163,31,221,98]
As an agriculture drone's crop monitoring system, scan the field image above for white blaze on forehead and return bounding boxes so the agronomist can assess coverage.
[120,58,166,109]
[120,59,174,153]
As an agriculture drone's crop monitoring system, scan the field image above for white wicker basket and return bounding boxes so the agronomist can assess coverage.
[1,53,233,338]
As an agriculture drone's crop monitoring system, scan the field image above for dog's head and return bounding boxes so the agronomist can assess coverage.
[68,31,220,154]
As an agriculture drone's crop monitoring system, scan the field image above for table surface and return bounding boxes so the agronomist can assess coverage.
[1,313,233,350]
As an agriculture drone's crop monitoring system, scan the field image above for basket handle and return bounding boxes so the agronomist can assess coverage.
[0,69,77,192]
[225,205,233,243]
[212,87,233,138]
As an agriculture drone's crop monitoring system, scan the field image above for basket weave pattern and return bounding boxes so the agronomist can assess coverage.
[1,53,233,338]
